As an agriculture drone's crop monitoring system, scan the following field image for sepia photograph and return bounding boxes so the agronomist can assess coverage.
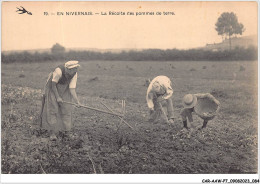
[1,1,258,183]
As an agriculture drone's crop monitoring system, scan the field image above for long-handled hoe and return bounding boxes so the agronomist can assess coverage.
[63,100,134,130]
[100,100,134,130]
[63,101,123,117]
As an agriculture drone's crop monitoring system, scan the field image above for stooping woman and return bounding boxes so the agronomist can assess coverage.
[40,60,81,141]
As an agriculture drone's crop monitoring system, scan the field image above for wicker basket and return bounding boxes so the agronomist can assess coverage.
[194,96,219,120]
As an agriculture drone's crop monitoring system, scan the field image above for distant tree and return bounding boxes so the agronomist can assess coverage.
[215,12,245,50]
[51,43,65,54]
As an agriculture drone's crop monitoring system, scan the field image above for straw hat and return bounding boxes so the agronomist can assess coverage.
[65,60,80,69]
[182,94,197,108]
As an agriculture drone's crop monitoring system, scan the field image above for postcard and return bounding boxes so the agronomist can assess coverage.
[1,1,258,183]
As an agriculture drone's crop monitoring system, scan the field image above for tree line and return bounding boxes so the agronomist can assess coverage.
[2,46,257,63]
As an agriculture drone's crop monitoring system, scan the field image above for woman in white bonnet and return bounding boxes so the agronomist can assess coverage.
[40,60,81,141]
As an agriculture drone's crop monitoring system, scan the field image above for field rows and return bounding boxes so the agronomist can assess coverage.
[1,60,258,173]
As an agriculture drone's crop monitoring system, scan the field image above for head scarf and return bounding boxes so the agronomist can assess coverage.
[65,60,80,69]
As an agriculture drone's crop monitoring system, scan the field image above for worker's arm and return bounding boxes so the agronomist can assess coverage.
[146,80,155,110]
[69,88,81,106]
[68,73,81,107]
[146,92,155,110]
[52,82,63,103]
[161,79,173,100]
[51,68,63,103]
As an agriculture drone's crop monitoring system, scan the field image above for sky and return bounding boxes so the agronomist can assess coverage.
[2,1,258,51]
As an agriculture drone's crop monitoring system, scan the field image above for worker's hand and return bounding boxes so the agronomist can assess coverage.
[57,97,63,103]
[75,101,81,108]
[149,107,154,114]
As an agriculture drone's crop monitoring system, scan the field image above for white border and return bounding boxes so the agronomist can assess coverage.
[1,174,260,183]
